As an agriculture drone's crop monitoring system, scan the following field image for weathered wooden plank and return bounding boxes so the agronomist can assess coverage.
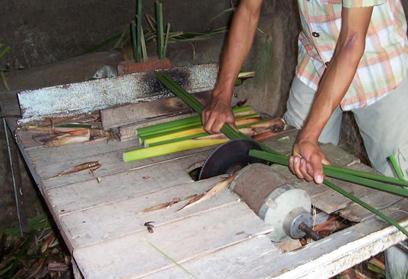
[246,216,408,279]
[339,191,406,222]
[25,137,138,164]
[73,202,274,279]
[60,177,239,249]
[118,114,197,142]
[44,151,209,213]
[34,146,210,189]
[142,237,280,279]
[100,91,210,130]
[155,214,406,279]
[18,64,218,123]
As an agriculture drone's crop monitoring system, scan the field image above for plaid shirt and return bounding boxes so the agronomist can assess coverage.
[296,0,408,110]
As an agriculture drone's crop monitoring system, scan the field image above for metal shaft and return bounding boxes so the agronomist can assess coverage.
[298,222,322,241]
[3,118,28,236]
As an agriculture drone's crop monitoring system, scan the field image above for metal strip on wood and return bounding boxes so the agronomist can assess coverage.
[17,64,218,123]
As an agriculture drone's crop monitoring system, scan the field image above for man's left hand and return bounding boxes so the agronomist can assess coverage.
[289,139,330,184]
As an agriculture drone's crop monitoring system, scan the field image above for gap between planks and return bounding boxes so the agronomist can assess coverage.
[148,215,408,279]
[43,151,212,216]
[33,145,211,189]
[73,200,275,279]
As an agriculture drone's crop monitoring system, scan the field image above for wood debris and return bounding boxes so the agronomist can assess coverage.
[32,128,90,147]
[178,176,235,211]
[144,221,155,233]
[143,198,182,212]
[52,161,101,178]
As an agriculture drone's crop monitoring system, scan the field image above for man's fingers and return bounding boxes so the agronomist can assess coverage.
[322,157,331,165]
[306,162,314,178]
[293,156,304,179]
[202,110,209,122]
[212,119,225,133]
[310,154,324,184]
[204,114,216,134]
[289,156,295,174]
[300,158,314,182]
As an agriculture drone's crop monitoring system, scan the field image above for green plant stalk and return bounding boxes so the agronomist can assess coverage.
[0,45,11,60]
[389,154,406,181]
[146,119,263,147]
[157,74,283,151]
[139,112,259,143]
[137,105,255,138]
[155,1,165,59]
[131,21,139,62]
[163,23,171,59]
[136,0,143,62]
[140,26,148,62]
[123,138,227,162]
[138,105,252,133]
[367,263,386,276]
[146,241,197,278]
[246,149,408,187]
[323,179,408,237]
[156,74,408,237]
[138,109,255,137]
[249,150,408,198]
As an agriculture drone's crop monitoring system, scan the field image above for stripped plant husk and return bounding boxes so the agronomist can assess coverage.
[143,197,182,212]
[52,161,101,178]
[32,128,90,147]
[179,176,234,211]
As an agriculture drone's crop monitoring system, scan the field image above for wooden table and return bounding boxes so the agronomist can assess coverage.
[7,121,407,278]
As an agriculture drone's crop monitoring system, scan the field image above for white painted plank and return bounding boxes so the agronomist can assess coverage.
[100,91,210,130]
[45,153,209,214]
[339,192,406,222]
[141,237,280,279]
[59,177,238,249]
[36,147,210,189]
[18,64,218,123]
[24,136,137,162]
[73,202,274,279]
[203,213,407,279]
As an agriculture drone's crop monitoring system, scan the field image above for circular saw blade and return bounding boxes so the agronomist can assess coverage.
[198,139,265,180]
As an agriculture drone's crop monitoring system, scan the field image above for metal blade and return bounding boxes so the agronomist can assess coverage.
[198,139,265,180]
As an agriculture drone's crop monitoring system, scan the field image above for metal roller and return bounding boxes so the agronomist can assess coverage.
[230,163,316,241]
[199,139,321,242]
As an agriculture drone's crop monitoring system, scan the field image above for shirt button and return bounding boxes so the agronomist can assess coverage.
[312,32,320,38]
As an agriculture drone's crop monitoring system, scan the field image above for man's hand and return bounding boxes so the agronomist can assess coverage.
[289,138,330,184]
[288,7,373,184]
[202,95,235,134]
[202,0,262,133]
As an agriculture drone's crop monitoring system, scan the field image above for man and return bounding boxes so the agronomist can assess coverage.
[203,0,408,278]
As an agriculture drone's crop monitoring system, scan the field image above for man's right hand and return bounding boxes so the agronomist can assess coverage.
[202,94,235,134]
[201,0,262,133]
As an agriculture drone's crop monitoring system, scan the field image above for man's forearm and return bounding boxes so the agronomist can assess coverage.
[299,39,365,141]
[213,0,262,102]
[299,7,373,142]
